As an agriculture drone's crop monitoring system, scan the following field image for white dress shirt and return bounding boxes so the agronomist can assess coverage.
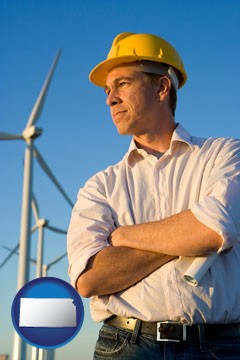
[67,124,240,324]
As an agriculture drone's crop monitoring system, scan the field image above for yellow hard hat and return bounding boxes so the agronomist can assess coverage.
[89,32,187,89]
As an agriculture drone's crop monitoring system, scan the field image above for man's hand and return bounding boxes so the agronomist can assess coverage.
[108,226,127,247]
[77,210,222,298]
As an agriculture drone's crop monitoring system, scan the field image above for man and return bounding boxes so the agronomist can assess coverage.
[67,32,240,359]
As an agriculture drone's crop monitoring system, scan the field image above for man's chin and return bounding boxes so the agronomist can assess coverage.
[117,128,133,136]
[115,124,134,136]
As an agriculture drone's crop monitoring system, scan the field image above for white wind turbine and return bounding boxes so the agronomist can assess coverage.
[0,194,68,274]
[30,193,67,360]
[1,244,67,281]
[0,50,73,360]
[1,193,68,360]
[30,193,68,279]
[1,243,67,360]
[1,195,68,360]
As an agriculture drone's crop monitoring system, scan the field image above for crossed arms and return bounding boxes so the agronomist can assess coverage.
[77,209,222,297]
[74,138,240,298]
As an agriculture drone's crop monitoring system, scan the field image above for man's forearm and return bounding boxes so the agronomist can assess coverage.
[110,210,223,256]
[77,246,175,297]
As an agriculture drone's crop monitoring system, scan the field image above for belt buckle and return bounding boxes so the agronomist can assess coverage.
[156,321,187,342]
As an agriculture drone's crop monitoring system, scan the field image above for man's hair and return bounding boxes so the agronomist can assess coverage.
[143,72,177,116]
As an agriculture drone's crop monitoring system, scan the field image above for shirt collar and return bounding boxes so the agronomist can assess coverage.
[170,123,194,153]
[126,123,194,167]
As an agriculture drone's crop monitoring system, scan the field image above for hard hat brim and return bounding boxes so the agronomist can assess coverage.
[89,55,187,89]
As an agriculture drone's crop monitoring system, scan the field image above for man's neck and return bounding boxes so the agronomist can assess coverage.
[133,122,177,154]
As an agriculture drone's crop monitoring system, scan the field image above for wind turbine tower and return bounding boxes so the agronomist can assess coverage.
[0,50,62,360]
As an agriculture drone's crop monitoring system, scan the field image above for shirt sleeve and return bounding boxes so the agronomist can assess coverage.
[191,138,240,252]
[67,172,116,288]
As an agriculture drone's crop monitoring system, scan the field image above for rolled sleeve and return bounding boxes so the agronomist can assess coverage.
[67,174,115,288]
[191,193,239,252]
[191,139,240,252]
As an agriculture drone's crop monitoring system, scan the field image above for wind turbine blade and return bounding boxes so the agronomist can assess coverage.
[45,224,67,235]
[31,193,40,222]
[25,49,61,129]
[0,132,23,140]
[47,252,67,267]
[31,224,38,233]
[0,243,19,269]
[2,245,37,264]
[2,244,17,252]
[33,146,74,208]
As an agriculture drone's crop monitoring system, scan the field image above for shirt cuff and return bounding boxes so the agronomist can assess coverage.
[191,196,238,253]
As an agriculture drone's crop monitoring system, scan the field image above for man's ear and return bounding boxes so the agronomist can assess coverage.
[158,76,171,98]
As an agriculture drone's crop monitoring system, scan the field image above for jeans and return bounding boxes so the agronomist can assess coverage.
[93,323,240,360]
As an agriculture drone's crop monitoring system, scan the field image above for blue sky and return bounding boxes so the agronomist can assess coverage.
[0,0,240,359]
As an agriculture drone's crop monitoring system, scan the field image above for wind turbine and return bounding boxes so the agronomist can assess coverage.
[2,244,67,360]
[0,49,72,360]
[1,192,68,360]
[0,193,68,269]
[0,190,68,360]
[0,195,67,271]
[31,193,68,279]
[1,245,67,275]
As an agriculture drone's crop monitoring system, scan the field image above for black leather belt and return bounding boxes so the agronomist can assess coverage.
[104,316,240,342]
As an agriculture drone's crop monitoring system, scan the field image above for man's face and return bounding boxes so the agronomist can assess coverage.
[105,66,162,136]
